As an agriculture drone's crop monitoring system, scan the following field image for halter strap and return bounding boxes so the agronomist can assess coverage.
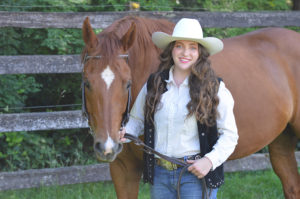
[83,54,129,64]
[121,85,131,128]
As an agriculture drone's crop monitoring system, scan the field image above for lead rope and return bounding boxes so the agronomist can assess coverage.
[124,133,211,199]
[177,166,210,199]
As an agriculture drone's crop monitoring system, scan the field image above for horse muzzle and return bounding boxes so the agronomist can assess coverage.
[94,139,123,162]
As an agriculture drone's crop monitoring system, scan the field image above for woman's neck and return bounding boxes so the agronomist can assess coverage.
[173,67,191,86]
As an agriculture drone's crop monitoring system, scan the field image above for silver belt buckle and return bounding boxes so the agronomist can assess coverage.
[194,154,201,160]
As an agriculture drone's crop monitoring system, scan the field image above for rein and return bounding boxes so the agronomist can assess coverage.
[124,133,210,199]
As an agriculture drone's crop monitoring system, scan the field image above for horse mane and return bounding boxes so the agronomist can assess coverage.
[81,16,174,65]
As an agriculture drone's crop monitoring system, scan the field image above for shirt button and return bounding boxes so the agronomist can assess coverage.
[201,133,205,136]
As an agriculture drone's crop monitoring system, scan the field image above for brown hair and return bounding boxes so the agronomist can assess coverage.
[144,42,220,127]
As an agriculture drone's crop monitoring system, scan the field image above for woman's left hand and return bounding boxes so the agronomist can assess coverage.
[187,157,213,179]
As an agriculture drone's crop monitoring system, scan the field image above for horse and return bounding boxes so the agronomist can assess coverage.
[81,16,300,199]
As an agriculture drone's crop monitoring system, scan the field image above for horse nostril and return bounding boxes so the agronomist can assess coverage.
[94,142,104,153]
[94,141,114,156]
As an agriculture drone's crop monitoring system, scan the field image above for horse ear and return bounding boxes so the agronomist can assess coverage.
[82,17,98,49]
[121,22,136,52]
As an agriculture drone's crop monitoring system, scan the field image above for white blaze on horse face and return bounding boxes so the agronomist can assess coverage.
[101,65,115,90]
[104,132,114,155]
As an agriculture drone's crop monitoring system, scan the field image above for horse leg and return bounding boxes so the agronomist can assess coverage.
[110,145,143,199]
[268,126,300,199]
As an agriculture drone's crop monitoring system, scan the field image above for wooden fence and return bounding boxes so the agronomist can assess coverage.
[1,11,300,191]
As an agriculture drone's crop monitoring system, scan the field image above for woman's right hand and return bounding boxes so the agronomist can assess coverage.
[119,127,128,143]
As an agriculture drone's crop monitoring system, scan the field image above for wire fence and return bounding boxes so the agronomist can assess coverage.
[0,104,81,111]
[0,3,209,11]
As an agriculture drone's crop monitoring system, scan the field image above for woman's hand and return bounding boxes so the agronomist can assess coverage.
[119,127,128,143]
[187,156,213,179]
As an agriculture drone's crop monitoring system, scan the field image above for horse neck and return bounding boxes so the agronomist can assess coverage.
[126,18,174,101]
[105,17,174,101]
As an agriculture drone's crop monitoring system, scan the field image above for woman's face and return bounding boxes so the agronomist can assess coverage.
[172,40,200,72]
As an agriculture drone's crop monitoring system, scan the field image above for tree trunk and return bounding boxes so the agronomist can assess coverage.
[176,0,203,11]
[293,0,300,10]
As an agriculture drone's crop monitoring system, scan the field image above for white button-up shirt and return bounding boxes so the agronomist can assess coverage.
[125,68,238,170]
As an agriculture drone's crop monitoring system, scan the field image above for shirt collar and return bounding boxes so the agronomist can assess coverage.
[165,66,189,87]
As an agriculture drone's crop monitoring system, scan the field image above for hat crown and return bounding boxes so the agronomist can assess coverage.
[172,18,203,40]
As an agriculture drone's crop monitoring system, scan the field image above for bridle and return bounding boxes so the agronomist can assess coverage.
[81,53,132,133]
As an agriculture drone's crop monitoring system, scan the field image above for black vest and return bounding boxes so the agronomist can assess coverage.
[143,69,224,189]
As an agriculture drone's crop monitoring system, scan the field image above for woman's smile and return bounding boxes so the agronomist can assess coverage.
[179,57,191,63]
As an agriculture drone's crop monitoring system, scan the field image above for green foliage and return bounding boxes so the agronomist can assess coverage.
[41,29,84,55]
[89,0,129,11]
[0,28,83,56]
[199,0,290,11]
[0,0,88,12]
[25,74,82,112]
[204,27,258,39]
[0,130,96,171]
[0,28,21,55]
[0,75,41,113]
[138,0,177,11]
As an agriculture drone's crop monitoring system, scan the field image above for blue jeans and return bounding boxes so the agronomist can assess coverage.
[151,164,218,199]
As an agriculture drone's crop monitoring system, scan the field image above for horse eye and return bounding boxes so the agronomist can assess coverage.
[84,80,91,90]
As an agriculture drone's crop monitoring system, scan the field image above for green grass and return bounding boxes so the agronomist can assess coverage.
[0,169,284,199]
[218,170,284,199]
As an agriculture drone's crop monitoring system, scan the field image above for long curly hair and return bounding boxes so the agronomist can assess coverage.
[144,41,220,127]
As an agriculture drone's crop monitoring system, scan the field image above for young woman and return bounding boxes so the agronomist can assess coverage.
[120,18,238,199]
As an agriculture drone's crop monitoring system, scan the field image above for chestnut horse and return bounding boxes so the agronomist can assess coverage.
[81,16,300,199]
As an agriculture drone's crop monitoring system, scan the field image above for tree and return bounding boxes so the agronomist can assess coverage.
[293,0,300,10]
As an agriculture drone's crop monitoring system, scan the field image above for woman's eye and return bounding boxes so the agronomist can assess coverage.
[190,46,197,50]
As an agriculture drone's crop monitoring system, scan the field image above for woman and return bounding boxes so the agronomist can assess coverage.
[120,18,238,199]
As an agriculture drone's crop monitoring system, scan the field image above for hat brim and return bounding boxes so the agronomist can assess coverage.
[152,32,223,55]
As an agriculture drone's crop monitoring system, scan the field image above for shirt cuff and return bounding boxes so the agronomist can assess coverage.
[204,153,219,171]
[125,116,143,138]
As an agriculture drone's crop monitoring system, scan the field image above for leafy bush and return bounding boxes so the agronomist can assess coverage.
[0,75,41,113]
[0,130,96,171]
[200,0,290,11]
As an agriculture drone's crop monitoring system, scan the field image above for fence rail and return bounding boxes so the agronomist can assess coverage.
[0,55,81,75]
[1,11,300,29]
[0,111,87,132]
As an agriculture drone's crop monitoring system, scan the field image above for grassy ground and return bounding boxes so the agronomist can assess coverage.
[0,169,284,199]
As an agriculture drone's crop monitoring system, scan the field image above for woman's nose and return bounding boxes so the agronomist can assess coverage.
[182,48,189,56]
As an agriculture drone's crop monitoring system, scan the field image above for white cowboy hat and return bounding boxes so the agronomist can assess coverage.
[152,18,224,55]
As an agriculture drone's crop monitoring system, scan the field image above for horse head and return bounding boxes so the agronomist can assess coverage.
[81,17,136,162]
